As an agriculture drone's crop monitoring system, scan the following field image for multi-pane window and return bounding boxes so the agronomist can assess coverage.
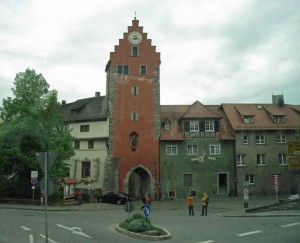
[205,121,214,132]
[168,191,176,198]
[190,121,199,131]
[256,135,265,144]
[80,125,89,132]
[132,46,139,57]
[131,112,139,120]
[257,154,266,165]
[164,122,171,130]
[187,145,198,155]
[81,161,90,178]
[210,145,220,155]
[88,141,94,149]
[273,116,284,124]
[74,141,80,149]
[166,145,177,155]
[183,174,193,187]
[279,153,287,165]
[117,65,129,75]
[132,86,139,96]
[245,174,254,185]
[277,134,286,144]
[140,65,147,75]
[243,116,254,124]
[243,135,249,144]
[236,154,246,166]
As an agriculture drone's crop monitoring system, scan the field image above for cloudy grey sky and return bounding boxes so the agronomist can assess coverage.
[1,0,299,106]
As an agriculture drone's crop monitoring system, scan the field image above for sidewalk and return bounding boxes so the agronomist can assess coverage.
[1,195,299,217]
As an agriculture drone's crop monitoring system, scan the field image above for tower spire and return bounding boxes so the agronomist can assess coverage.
[134,11,136,20]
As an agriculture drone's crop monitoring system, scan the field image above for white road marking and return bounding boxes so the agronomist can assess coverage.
[238,230,262,236]
[29,234,34,243]
[281,222,300,228]
[20,226,31,231]
[56,224,92,238]
[196,240,214,243]
[39,234,59,243]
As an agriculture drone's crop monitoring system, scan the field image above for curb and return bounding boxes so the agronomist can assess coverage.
[115,224,172,241]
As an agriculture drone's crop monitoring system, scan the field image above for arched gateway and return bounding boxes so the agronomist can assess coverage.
[125,166,153,199]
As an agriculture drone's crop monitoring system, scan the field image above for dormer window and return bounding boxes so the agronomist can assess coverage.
[164,121,171,130]
[273,116,284,124]
[243,116,254,124]
[190,121,199,131]
[205,121,214,132]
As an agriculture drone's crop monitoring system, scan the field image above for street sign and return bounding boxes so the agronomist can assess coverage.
[40,178,55,196]
[144,203,151,217]
[31,171,38,178]
[31,178,38,185]
[288,140,300,156]
[36,152,57,172]
[288,156,300,170]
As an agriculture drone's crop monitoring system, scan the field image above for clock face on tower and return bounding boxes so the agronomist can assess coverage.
[128,31,142,44]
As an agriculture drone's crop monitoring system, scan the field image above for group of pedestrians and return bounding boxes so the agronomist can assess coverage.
[187,192,209,216]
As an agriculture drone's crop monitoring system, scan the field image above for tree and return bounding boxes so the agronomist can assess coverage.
[0,68,74,197]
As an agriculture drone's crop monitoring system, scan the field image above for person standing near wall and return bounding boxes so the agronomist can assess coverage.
[201,192,209,216]
[187,194,194,216]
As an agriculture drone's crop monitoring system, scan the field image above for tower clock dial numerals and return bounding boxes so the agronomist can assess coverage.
[128,31,142,44]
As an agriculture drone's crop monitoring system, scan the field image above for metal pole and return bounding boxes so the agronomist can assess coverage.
[44,152,48,243]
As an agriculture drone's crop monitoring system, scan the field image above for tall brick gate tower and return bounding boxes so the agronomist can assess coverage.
[104,18,161,199]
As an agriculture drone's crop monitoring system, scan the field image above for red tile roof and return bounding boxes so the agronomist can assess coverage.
[63,178,78,184]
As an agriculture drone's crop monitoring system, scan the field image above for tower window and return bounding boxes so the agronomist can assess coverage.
[132,86,139,96]
[140,65,147,76]
[132,46,139,57]
[117,65,129,75]
[131,112,139,121]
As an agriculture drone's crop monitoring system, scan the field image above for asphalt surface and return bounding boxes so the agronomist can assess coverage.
[1,195,299,217]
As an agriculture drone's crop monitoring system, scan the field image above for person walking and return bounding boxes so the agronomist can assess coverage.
[187,194,194,216]
[76,189,83,206]
[201,192,209,216]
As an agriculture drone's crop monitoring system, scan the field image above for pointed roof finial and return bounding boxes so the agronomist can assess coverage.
[134,11,136,20]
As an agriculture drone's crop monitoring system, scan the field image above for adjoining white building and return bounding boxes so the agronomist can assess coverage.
[61,92,109,199]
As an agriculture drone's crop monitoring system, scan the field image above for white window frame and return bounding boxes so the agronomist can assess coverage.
[168,190,176,199]
[190,121,199,131]
[131,112,139,121]
[131,86,139,96]
[256,135,265,144]
[210,145,220,155]
[243,135,249,144]
[245,174,254,185]
[243,116,254,124]
[166,145,177,155]
[205,120,214,132]
[257,154,266,166]
[164,122,170,130]
[236,154,246,166]
[279,153,287,165]
[140,65,147,76]
[277,134,286,144]
[187,145,198,155]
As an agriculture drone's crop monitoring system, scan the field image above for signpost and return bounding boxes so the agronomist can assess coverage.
[143,203,151,221]
[270,174,282,202]
[31,171,38,204]
[36,152,57,243]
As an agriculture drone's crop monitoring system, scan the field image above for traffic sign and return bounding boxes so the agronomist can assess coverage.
[143,203,151,217]
[36,152,57,172]
[31,171,38,178]
[31,178,38,185]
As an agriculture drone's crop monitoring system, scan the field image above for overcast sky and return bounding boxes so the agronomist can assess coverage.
[1,0,299,106]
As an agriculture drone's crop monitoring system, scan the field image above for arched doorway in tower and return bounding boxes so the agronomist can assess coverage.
[128,167,152,200]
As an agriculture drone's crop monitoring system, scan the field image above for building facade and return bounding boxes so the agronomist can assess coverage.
[104,19,161,199]
[61,19,300,200]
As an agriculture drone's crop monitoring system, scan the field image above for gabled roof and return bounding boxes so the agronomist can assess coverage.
[222,103,300,130]
[160,102,234,141]
[61,96,108,123]
[180,100,221,119]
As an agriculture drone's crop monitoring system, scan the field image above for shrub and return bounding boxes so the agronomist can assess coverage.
[127,219,151,232]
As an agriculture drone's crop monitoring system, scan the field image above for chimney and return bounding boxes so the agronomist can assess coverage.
[95,92,101,97]
[62,100,66,105]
